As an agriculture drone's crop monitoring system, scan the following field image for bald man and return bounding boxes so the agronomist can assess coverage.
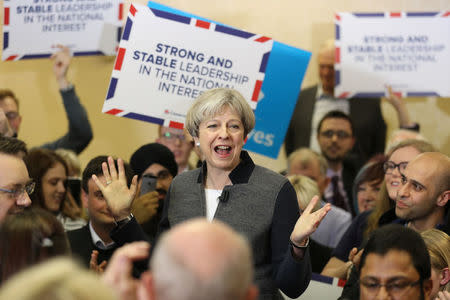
[103,219,258,300]
[395,152,450,233]
[284,40,386,163]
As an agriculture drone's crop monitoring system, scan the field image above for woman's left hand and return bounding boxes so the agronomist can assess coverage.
[290,195,331,246]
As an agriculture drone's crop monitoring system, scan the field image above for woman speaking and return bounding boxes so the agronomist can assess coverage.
[94,88,330,300]
[158,88,330,299]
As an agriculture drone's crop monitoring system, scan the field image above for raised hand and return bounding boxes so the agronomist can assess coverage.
[290,196,331,247]
[50,44,71,89]
[92,156,138,221]
[385,85,413,128]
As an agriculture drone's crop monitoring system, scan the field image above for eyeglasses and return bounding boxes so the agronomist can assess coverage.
[360,278,420,297]
[383,161,408,174]
[0,180,35,199]
[319,130,351,139]
[144,170,172,181]
[5,111,20,121]
[156,170,171,180]
[162,132,186,142]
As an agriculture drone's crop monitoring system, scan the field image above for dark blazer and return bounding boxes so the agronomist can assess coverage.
[342,158,360,217]
[67,224,116,268]
[284,85,387,163]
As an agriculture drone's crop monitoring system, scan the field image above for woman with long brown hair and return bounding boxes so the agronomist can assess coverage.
[24,148,85,231]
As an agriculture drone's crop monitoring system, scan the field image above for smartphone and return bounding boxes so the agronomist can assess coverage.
[140,174,157,196]
[67,178,81,206]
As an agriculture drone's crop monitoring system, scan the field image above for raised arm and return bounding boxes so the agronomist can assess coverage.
[39,45,93,154]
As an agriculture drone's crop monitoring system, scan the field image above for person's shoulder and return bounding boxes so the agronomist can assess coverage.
[349,96,381,107]
[66,224,90,242]
[328,204,352,221]
[353,210,372,225]
[299,85,318,96]
[252,165,288,185]
[172,168,201,184]
[301,85,318,93]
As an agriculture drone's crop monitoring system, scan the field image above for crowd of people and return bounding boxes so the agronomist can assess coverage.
[0,40,449,300]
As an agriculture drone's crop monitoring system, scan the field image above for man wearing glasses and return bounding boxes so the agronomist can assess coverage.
[359,224,432,300]
[0,137,33,222]
[156,126,194,174]
[284,40,387,163]
[317,110,358,216]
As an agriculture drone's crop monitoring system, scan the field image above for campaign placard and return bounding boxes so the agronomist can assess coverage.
[103,1,310,159]
[2,0,123,61]
[335,12,450,98]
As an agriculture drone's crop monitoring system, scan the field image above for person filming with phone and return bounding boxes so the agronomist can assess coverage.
[129,143,178,242]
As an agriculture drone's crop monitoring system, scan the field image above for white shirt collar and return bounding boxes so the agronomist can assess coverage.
[317,84,334,100]
[89,222,115,250]
[326,167,343,179]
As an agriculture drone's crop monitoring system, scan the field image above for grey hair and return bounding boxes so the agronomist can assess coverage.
[287,147,328,176]
[185,88,255,138]
[151,221,254,300]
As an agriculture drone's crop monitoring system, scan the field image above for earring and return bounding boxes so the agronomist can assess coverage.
[196,142,200,147]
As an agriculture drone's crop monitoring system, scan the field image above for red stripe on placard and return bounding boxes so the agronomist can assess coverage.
[338,92,350,99]
[169,121,184,129]
[393,91,402,98]
[338,279,347,287]
[6,55,18,61]
[4,7,10,25]
[255,36,271,43]
[335,47,340,63]
[195,19,210,29]
[390,12,401,17]
[251,80,263,102]
[106,108,124,115]
[443,11,450,17]
[114,48,126,71]
[130,4,137,16]
[335,13,341,21]
[119,3,123,20]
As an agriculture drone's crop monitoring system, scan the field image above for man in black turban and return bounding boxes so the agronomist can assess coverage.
[129,143,178,240]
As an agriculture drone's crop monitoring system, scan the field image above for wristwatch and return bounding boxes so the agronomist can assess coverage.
[114,213,134,227]
[290,238,309,249]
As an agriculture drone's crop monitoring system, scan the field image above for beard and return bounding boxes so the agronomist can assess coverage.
[322,150,345,163]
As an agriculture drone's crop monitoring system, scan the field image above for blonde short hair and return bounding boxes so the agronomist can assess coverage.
[185,88,255,138]
[55,148,81,177]
[287,175,321,212]
[421,229,450,293]
[0,258,116,300]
